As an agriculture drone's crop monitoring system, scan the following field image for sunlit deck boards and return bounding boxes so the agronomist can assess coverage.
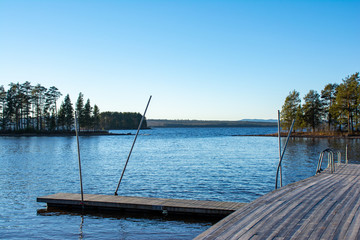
[195,163,360,240]
[37,193,246,218]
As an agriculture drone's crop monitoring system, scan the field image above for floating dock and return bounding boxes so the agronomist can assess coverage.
[37,163,360,239]
[195,163,360,239]
[37,193,246,219]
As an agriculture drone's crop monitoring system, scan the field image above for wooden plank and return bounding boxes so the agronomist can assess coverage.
[37,193,246,218]
[320,180,360,239]
[230,174,344,239]
[281,175,357,239]
[195,164,360,240]
[201,171,344,239]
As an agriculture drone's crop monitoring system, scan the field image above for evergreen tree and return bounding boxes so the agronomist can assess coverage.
[63,94,74,131]
[48,114,56,131]
[294,105,306,131]
[58,103,66,130]
[321,83,338,131]
[45,86,62,130]
[83,99,92,130]
[92,104,100,130]
[5,83,21,130]
[20,81,33,130]
[281,90,301,131]
[76,92,85,128]
[333,73,359,133]
[303,90,323,132]
[31,84,47,130]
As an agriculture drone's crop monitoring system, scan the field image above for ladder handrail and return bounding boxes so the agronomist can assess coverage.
[316,148,342,175]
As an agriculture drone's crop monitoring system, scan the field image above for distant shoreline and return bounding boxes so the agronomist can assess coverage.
[147,119,277,128]
[0,131,134,137]
[233,132,360,139]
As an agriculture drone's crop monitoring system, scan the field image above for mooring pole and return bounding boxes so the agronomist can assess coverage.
[277,110,282,188]
[75,111,84,206]
[114,95,152,196]
[275,118,295,189]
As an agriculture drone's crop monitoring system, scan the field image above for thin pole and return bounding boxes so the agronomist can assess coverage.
[346,144,348,164]
[277,110,282,188]
[275,119,295,189]
[114,96,152,196]
[75,111,84,205]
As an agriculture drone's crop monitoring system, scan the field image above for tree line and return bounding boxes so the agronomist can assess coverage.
[281,72,360,134]
[100,112,148,130]
[0,82,146,133]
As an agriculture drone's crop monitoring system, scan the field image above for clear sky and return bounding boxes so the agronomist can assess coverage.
[0,0,359,120]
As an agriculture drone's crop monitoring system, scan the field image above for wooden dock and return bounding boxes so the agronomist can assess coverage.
[195,163,360,239]
[37,193,246,219]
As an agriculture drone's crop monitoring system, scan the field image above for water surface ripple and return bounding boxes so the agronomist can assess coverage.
[0,127,358,239]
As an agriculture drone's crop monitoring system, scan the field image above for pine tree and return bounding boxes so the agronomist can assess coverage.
[45,86,62,130]
[20,81,33,129]
[63,94,74,131]
[321,83,338,131]
[58,103,66,130]
[31,84,47,130]
[281,90,301,131]
[5,83,21,130]
[92,104,100,130]
[333,73,359,133]
[76,92,85,128]
[83,99,92,130]
[303,90,323,132]
[294,105,306,131]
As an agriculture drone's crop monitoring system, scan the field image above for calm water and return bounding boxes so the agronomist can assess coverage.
[0,127,359,239]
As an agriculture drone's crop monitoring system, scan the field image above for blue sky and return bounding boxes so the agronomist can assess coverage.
[0,0,359,120]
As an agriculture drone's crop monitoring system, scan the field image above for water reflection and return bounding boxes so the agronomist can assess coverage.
[79,215,84,240]
[279,137,359,185]
[37,206,215,240]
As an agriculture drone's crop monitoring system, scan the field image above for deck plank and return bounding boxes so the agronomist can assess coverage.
[195,164,360,240]
[207,172,342,239]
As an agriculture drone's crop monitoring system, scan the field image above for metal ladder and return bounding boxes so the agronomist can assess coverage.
[316,148,343,175]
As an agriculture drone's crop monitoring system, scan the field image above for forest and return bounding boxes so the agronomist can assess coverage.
[281,72,360,134]
[100,112,147,130]
[0,82,146,133]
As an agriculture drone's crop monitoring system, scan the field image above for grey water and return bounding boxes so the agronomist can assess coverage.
[0,127,359,239]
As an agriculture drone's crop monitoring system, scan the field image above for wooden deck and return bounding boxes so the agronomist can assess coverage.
[195,163,360,239]
[37,193,246,218]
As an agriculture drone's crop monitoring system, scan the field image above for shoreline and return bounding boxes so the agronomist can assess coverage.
[0,131,134,137]
[233,132,360,139]
[2,129,359,139]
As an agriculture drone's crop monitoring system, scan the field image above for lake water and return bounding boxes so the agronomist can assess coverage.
[0,127,359,239]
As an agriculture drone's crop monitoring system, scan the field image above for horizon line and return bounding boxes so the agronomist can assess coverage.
[147,118,277,122]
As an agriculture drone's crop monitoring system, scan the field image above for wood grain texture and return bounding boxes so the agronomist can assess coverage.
[37,193,246,217]
[195,164,360,240]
